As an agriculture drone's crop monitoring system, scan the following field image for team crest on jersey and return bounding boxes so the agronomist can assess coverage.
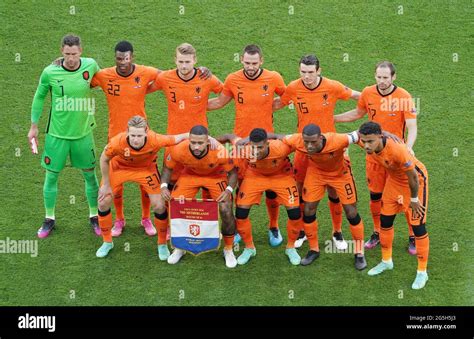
[322,93,329,106]
[262,84,268,91]
[82,71,89,81]
[195,86,201,94]
[133,76,142,89]
[239,191,245,199]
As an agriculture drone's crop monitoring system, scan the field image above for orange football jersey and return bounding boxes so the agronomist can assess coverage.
[239,139,293,176]
[365,138,425,186]
[280,77,353,133]
[165,141,234,176]
[284,132,350,177]
[153,69,223,134]
[105,130,176,168]
[357,85,417,140]
[91,65,158,140]
[222,69,286,137]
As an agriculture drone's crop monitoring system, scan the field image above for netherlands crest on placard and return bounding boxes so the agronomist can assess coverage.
[169,198,220,255]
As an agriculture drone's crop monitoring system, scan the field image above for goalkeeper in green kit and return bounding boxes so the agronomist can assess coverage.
[28,34,101,238]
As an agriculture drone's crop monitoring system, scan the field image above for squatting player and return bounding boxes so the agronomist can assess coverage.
[160,125,238,268]
[358,121,429,290]
[95,116,190,258]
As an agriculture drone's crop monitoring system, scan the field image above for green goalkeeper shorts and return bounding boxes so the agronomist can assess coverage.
[41,132,97,172]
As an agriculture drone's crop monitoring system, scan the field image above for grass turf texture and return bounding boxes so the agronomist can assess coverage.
[0,0,473,306]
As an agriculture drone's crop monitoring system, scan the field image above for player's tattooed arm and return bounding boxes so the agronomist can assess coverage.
[215,134,238,144]
[207,93,233,111]
[334,107,366,123]
[160,165,173,202]
[173,133,190,144]
[98,151,113,202]
[406,168,425,218]
[217,168,238,202]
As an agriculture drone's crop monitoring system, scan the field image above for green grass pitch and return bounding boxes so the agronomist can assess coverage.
[0,0,472,306]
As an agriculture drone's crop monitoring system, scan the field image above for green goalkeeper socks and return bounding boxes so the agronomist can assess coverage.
[43,170,59,219]
[82,170,99,217]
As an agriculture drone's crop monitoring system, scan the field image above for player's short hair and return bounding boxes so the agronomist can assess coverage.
[128,116,148,129]
[300,54,320,69]
[302,124,321,136]
[190,125,208,136]
[176,43,196,56]
[249,128,267,143]
[359,121,382,135]
[115,41,134,53]
[243,44,262,57]
[375,61,396,76]
[62,34,81,47]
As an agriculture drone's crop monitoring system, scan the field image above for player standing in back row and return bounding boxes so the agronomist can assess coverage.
[28,34,101,238]
[207,44,286,246]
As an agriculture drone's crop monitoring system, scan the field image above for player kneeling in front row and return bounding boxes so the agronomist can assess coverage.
[219,129,302,266]
[95,116,189,258]
[160,125,238,268]
[359,122,429,289]
[279,124,367,270]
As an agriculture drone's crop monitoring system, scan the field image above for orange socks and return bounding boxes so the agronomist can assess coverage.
[113,186,125,221]
[265,197,279,229]
[236,217,254,248]
[286,218,302,248]
[379,226,394,261]
[348,217,365,254]
[304,220,319,251]
[154,213,169,245]
[99,211,113,243]
[405,212,415,237]
[223,235,235,251]
[140,186,151,219]
[328,199,342,233]
[414,228,430,271]
[370,199,381,233]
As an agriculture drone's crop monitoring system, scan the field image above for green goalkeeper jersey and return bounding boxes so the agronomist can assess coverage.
[31,57,100,139]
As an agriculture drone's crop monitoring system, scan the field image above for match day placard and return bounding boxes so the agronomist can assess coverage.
[169,199,220,255]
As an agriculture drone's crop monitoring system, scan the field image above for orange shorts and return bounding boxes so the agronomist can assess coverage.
[294,150,351,184]
[366,157,388,193]
[237,172,300,207]
[164,147,184,183]
[381,165,429,225]
[293,150,308,183]
[171,173,228,200]
[108,160,161,195]
[302,165,358,204]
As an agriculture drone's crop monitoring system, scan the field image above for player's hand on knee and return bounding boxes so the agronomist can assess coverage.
[410,201,425,219]
[98,185,113,203]
[161,187,171,202]
[216,190,232,203]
